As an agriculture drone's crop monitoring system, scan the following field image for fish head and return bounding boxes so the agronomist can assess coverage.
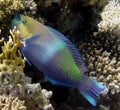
[11,14,45,39]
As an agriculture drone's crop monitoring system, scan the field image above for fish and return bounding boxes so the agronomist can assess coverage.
[11,14,106,106]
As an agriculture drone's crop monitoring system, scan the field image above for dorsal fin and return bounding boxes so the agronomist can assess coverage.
[46,26,88,73]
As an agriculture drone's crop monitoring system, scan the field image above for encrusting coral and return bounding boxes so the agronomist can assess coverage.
[0,28,54,110]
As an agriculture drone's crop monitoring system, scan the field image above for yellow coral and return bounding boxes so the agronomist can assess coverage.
[0,0,24,21]
[0,27,25,73]
[0,95,26,110]
[0,28,54,110]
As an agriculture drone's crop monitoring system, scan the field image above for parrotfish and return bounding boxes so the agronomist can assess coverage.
[11,14,106,106]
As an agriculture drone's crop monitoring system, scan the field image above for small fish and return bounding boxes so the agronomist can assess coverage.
[11,14,106,106]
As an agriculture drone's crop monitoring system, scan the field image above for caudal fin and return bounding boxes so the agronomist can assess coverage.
[78,75,106,106]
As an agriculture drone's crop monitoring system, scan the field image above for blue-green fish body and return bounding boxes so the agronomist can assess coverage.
[11,14,106,106]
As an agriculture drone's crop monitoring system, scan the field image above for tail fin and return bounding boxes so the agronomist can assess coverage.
[78,75,106,106]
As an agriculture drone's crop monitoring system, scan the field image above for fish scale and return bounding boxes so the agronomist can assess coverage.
[11,14,106,106]
[55,50,82,81]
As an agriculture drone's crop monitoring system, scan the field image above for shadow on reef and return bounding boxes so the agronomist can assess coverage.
[36,1,102,42]
[24,63,70,104]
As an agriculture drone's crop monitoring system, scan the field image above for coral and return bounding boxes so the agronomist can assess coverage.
[78,32,120,94]
[0,95,26,110]
[0,29,25,73]
[37,0,106,8]
[98,0,120,35]
[38,0,61,7]
[62,0,108,9]
[81,0,101,6]
[0,0,37,21]
[0,0,119,109]
[0,0,24,21]
[0,28,54,110]
[22,0,37,15]
[78,0,120,95]
[0,0,37,37]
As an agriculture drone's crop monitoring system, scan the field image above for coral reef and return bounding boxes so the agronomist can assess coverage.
[38,0,108,7]
[58,0,120,109]
[66,0,107,6]
[0,96,26,110]
[0,0,24,21]
[22,0,37,15]
[0,29,25,72]
[79,35,120,94]
[0,0,37,21]
[0,0,120,109]
[78,0,120,95]
[0,28,54,110]
[98,0,120,35]
[38,0,61,8]
[0,0,37,35]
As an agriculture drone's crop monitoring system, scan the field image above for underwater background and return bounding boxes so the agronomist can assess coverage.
[0,0,120,110]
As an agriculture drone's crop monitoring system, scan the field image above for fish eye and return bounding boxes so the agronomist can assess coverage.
[22,19,26,24]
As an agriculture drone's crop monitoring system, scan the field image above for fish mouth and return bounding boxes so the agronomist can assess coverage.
[11,14,22,29]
